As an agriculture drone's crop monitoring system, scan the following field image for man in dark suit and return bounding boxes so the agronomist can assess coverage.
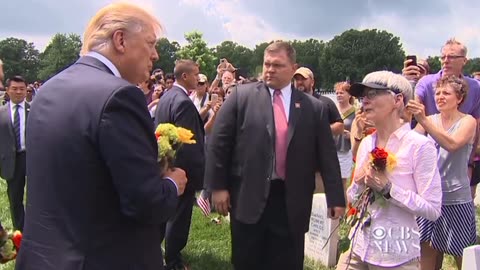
[154,60,205,270]
[16,3,187,270]
[205,41,346,270]
[0,76,29,231]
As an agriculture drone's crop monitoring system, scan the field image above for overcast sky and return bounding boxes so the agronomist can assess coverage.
[1,0,479,59]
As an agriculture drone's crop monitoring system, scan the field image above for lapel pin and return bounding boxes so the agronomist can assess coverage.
[295,103,301,108]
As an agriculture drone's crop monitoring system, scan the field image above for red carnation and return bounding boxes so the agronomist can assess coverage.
[12,231,22,251]
[364,128,377,136]
[371,147,388,170]
[347,207,358,217]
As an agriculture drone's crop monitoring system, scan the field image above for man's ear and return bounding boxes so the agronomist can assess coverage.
[111,30,126,53]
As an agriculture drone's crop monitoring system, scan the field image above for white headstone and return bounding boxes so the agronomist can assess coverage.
[462,245,480,270]
[474,185,480,206]
[304,193,339,267]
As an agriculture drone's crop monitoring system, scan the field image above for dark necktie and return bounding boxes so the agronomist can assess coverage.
[14,104,21,150]
[273,90,288,179]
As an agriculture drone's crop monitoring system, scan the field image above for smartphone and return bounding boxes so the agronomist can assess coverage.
[211,93,219,103]
[406,55,417,67]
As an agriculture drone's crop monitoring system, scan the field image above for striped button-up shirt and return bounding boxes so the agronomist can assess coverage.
[347,123,442,267]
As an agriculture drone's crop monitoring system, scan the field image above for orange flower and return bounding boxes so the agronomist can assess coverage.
[347,207,357,217]
[176,127,196,144]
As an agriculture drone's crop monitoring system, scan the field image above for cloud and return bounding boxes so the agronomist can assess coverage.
[0,0,478,60]
[359,0,480,58]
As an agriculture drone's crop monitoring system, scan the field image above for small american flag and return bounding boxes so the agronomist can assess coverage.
[197,190,211,216]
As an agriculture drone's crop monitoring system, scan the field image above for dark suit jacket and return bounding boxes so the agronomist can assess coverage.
[204,82,345,235]
[16,56,178,270]
[0,102,29,180]
[154,85,205,191]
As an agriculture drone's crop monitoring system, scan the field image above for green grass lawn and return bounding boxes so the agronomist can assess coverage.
[0,178,478,270]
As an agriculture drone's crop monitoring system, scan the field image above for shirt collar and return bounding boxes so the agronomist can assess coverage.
[86,51,122,78]
[173,82,189,95]
[438,69,465,79]
[9,100,25,110]
[268,83,292,97]
[391,123,411,140]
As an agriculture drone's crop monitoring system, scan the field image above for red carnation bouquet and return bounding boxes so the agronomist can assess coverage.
[369,147,396,171]
[0,227,22,264]
[339,147,396,253]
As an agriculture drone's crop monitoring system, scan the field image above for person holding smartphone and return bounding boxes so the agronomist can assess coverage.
[402,55,430,87]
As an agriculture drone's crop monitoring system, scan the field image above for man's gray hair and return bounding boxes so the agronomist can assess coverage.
[362,71,413,104]
[0,59,3,65]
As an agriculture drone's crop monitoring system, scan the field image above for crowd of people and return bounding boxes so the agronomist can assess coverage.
[1,2,480,270]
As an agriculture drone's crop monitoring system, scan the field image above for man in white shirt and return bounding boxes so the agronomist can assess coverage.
[191,74,209,110]
[0,75,29,230]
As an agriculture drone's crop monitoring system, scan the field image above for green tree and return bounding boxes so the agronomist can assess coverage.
[320,29,405,89]
[154,38,180,73]
[426,56,441,74]
[465,57,480,75]
[291,39,325,88]
[37,33,82,81]
[214,41,254,77]
[176,31,217,80]
[0,37,40,83]
[251,41,272,77]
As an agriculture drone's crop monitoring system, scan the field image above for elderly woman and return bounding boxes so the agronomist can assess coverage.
[336,71,442,270]
[407,76,476,270]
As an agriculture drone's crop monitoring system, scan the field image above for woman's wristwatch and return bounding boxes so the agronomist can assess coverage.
[381,181,392,199]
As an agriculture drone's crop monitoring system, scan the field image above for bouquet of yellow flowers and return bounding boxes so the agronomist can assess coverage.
[155,123,196,170]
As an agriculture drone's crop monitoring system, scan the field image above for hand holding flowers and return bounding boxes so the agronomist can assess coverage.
[155,123,196,196]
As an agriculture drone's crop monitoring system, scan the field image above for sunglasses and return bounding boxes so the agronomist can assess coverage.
[198,82,206,86]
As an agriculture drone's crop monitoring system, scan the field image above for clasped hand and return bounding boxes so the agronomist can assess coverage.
[355,163,389,192]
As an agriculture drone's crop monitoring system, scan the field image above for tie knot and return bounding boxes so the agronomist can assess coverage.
[274,89,282,96]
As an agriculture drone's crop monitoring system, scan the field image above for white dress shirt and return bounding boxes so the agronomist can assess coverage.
[86,51,122,78]
[9,101,27,151]
[173,82,189,96]
[268,83,292,121]
[190,92,209,112]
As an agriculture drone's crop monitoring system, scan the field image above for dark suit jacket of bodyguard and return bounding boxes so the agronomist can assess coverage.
[16,56,178,270]
[0,102,29,180]
[204,82,345,236]
[154,85,205,191]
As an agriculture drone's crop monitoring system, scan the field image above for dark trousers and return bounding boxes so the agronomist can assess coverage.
[6,152,26,231]
[230,181,305,270]
[161,188,195,267]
